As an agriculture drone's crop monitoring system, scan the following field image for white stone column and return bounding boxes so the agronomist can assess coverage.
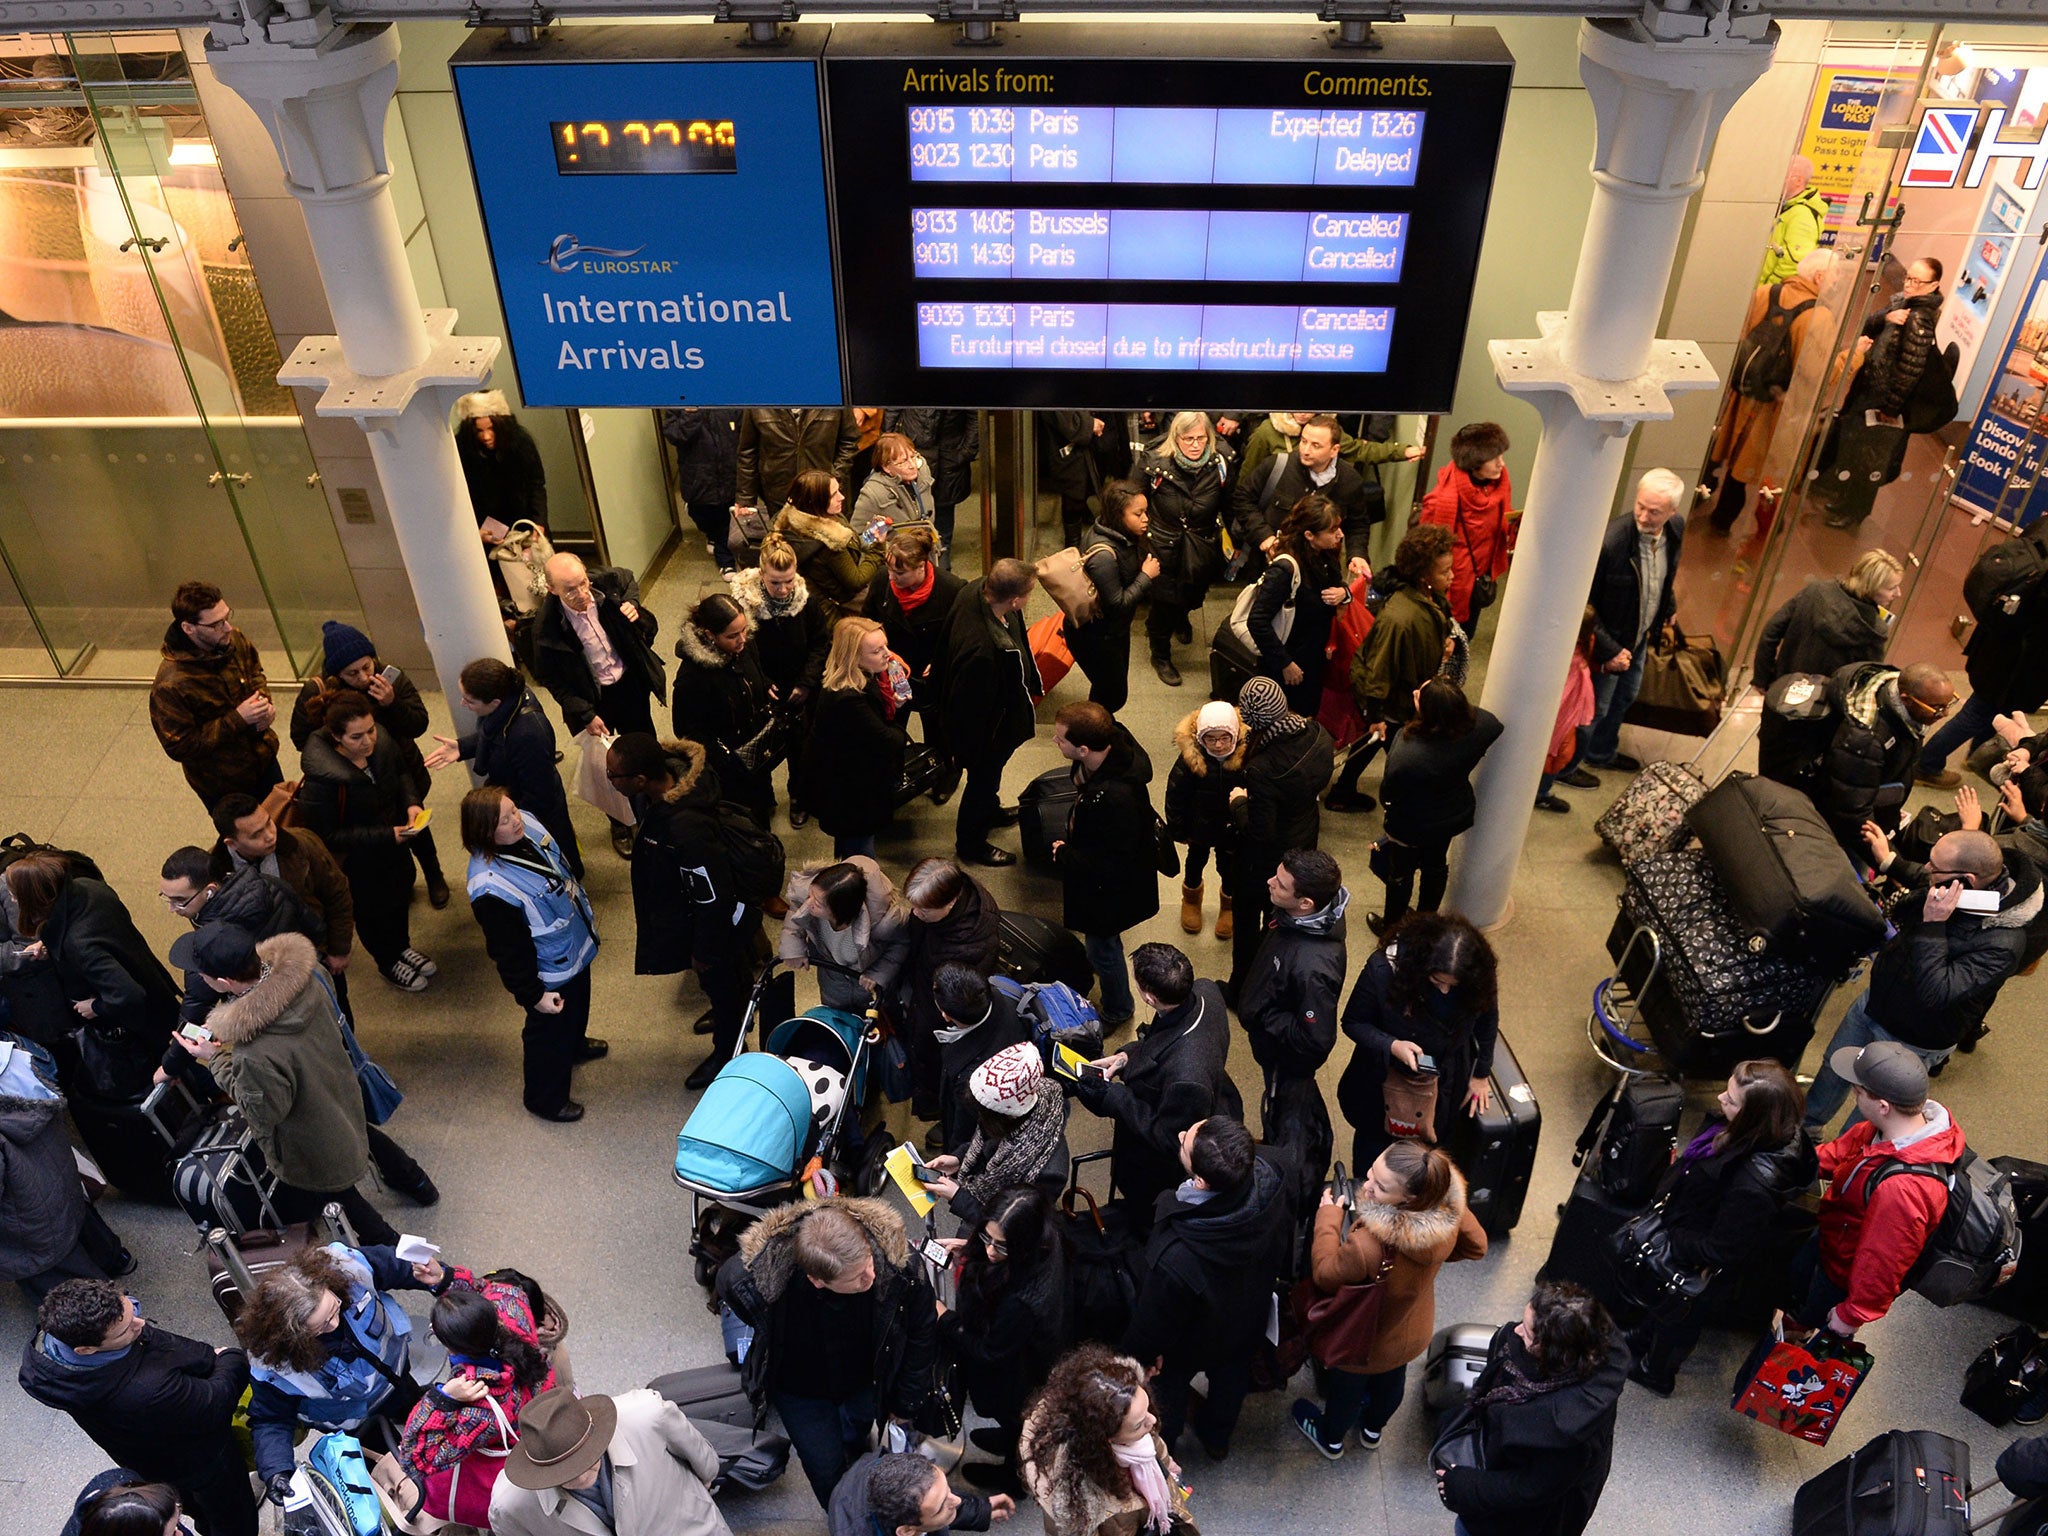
[1447,16,1776,928]
[208,8,508,697]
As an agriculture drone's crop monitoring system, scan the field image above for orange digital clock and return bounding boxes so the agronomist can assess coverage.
[551,119,738,175]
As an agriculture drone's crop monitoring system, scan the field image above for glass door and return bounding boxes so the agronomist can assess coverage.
[0,31,362,679]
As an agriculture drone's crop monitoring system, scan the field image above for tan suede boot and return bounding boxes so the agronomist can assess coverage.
[1215,891,1235,940]
[1179,882,1204,934]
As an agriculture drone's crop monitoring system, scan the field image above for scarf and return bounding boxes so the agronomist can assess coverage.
[1679,1125,1723,1166]
[1111,1438,1174,1535]
[958,1085,1066,1208]
[1471,1337,1583,1411]
[1172,441,1215,475]
[893,562,938,613]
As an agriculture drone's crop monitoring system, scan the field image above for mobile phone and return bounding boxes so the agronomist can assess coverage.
[902,1142,930,1179]
[920,1237,952,1268]
[1054,1042,1100,1081]
[1955,888,2001,913]
[180,1023,213,1043]
[380,664,400,685]
[1414,1053,1439,1076]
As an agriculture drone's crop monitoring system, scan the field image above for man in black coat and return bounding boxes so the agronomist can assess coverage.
[1227,677,1336,995]
[1236,415,1376,561]
[1920,523,2048,787]
[1049,703,1160,1029]
[1237,848,1345,1200]
[1073,943,1243,1228]
[532,554,665,856]
[606,733,756,1089]
[658,408,740,575]
[1583,469,1686,771]
[829,1449,1010,1536]
[1040,410,1104,546]
[1122,1117,1294,1459]
[930,964,1034,1155]
[716,1198,937,1510]
[425,657,582,877]
[1805,661,1954,852]
[20,1279,256,1536]
[941,560,1044,868]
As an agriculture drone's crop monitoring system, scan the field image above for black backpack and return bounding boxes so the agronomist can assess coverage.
[1757,672,1837,800]
[1963,526,2048,626]
[1729,284,1817,402]
[711,801,785,908]
[1869,1147,2022,1306]
[1573,1073,1683,1207]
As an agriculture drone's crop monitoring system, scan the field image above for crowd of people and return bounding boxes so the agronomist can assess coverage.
[4,390,2047,1536]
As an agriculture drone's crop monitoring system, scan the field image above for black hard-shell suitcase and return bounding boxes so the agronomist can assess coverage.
[1017,766,1077,868]
[1985,1157,2048,1326]
[69,1083,189,1204]
[1686,775,1885,967]
[1791,1429,1972,1536]
[172,1113,282,1238]
[1540,1175,1634,1311]
[1443,1031,1538,1236]
[1574,1074,1683,1207]
[1612,850,1830,1075]
[996,910,1095,996]
[648,1362,757,1427]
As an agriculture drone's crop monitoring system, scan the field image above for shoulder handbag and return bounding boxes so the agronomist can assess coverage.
[313,971,403,1125]
[1289,1249,1395,1373]
[1430,1401,1487,1476]
[488,521,554,616]
[418,1391,517,1527]
[1606,1202,1713,1323]
[1458,509,1505,612]
[1227,554,1300,654]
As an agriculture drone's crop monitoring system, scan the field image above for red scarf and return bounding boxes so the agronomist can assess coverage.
[892,562,938,613]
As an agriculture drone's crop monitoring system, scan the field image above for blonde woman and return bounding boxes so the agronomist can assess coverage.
[1753,546,1904,688]
[1134,410,1227,688]
[731,533,831,826]
[797,617,912,858]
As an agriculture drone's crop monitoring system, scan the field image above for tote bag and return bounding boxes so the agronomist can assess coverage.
[418,1392,516,1527]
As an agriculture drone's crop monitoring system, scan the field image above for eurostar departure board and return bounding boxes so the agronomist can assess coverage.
[825,24,1513,410]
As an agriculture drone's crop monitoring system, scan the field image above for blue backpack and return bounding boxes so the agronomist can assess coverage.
[990,977,1104,1065]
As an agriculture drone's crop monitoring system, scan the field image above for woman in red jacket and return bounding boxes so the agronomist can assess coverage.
[1415,422,1515,630]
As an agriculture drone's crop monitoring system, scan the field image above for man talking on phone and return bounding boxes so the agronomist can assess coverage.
[1802,827,2041,1133]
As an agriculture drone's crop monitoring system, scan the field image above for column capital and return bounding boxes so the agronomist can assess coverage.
[281,310,498,427]
[1578,17,1778,200]
[206,14,399,197]
[1492,310,1718,425]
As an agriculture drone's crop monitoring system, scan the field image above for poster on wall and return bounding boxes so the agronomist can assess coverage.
[1953,242,2048,528]
[1937,178,2027,373]
[1796,65,1919,242]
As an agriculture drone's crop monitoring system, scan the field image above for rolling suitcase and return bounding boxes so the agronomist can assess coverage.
[1686,775,1885,967]
[648,1368,792,1490]
[1791,1430,1972,1536]
[1574,1073,1684,1207]
[1986,1157,2048,1326]
[996,911,1095,996]
[1540,1175,1634,1311]
[1612,850,1830,1075]
[171,1112,283,1238]
[69,1083,189,1205]
[1595,761,1706,867]
[1422,1323,1495,1410]
[1443,1031,1538,1236]
[648,1362,757,1428]
[1017,766,1077,868]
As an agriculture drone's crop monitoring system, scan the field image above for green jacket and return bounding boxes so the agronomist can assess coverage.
[1238,413,1411,500]
[1758,189,1829,286]
[1351,581,1451,723]
[207,933,368,1194]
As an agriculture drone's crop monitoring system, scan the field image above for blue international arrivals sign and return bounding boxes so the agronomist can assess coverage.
[451,36,842,407]
[1953,238,2048,529]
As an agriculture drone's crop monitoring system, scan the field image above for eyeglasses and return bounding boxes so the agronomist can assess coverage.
[193,608,233,630]
[981,1232,1008,1256]
[159,889,206,912]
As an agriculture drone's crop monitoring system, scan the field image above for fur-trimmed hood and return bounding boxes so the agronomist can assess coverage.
[456,389,511,422]
[773,505,859,552]
[729,566,812,623]
[1172,710,1246,776]
[734,1196,909,1307]
[1354,1169,1469,1257]
[204,933,321,1048]
[652,737,712,803]
[1266,411,1303,440]
[674,621,734,671]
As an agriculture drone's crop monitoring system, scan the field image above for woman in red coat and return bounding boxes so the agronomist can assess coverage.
[1415,422,1514,630]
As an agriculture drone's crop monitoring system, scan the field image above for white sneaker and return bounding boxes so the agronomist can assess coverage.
[383,960,429,992]
[399,948,437,979]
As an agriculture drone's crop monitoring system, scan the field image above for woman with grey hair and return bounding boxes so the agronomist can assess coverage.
[1136,410,1228,687]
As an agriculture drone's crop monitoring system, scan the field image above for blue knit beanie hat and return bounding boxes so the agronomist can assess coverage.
[321,620,377,675]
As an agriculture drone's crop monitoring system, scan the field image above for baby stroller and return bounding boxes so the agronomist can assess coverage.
[675,959,890,1290]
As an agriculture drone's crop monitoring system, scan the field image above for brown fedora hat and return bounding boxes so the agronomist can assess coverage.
[504,1388,618,1490]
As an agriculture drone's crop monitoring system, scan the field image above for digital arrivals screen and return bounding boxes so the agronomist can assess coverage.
[827,26,1513,410]
[450,28,842,407]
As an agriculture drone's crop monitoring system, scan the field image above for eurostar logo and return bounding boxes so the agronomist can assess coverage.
[542,234,646,274]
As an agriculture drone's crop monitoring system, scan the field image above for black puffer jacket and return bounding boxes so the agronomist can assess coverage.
[19,1322,249,1480]
[730,568,831,697]
[461,688,578,876]
[1137,449,1228,608]
[1072,981,1243,1216]
[1437,1325,1630,1536]
[658,408,739,507]
[1066,518,1154,649]
[1656,1127,1818,1272]
[290,669,433,791]
[1122,1150,1296,1372]
[1163,711,1247,852]
[798,684,908,842]
[1866,854,2044,1050]
[1817,663,1922,840]
[298,732,417,878]
[1053,726,1161,938]
[671,622,774,779]
[716,1197,936,1423]
[900,875,1001,1052]
[1382,710,1506,847]
[624,739,740,973]
[1863,290,1944,419]
[1754,579,1889,689]
[1238,891,1347,1081]
[885,408,981,508]
[177,865,323,1026]
[1337,945,1499,1153]
[1230,724,1336,872]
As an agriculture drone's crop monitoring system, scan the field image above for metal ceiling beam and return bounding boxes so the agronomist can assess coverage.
[0,0,2024,33]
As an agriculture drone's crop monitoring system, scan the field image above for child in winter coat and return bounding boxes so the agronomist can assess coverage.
[1163,702,1247,939]
[1536,607,1599,813]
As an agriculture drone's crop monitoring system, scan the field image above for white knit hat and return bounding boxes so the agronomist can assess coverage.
[1194,701,1240,750]
[969,1043,1043,1117]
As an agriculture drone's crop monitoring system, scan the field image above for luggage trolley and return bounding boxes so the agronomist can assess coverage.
[1587,924,1673,1079]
